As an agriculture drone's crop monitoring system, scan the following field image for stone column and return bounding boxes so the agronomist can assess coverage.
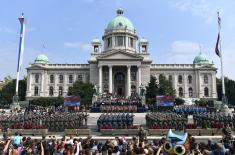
[27,73,31,97]
[137,66,142,93]
[109,65,113,94]
[127,65,131,96]
[41,72,44,96]
[212,72,217,98]
[99,66,103,94]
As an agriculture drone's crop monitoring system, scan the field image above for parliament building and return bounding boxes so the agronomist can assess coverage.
[26,9,217,100]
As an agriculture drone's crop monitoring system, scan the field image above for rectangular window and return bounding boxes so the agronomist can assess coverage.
[77,74,83,81]
[94,45,99,52]
[142,45,147,52]
[131,72,136,81]
[35,74,39,83]
[104,71,108,81]
[107,37,112,48]
[129,37,134,47]
[50,75,54,83]
[69,75,73,83]
[59,75,64,83]
[116,36,124,46]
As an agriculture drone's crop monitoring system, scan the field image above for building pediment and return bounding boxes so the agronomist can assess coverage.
[27,64,47,70]
[96,50,143,60]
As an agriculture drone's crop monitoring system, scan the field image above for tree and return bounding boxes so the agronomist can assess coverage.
[145,75,176,104]
[30,97,64,107]
[217,77,235,105]
[175,97,185,105]
[0,77,27,104]
[145,76,158,104]
[68,81,94,108]
[158,75,175,97]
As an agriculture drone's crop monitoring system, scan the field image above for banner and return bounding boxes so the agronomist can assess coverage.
[156,96,174,106]
[64,96,80,107]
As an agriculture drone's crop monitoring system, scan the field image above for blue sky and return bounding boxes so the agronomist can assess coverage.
[0,0,235,80]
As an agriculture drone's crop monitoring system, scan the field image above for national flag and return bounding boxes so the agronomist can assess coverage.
[64,96,81,107]
[215,12,221,57]
[215,33,220,57]
[17,14,25,72]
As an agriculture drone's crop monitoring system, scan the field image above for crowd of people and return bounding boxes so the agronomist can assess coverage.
[0,130,235,155]
[97,113,135,131]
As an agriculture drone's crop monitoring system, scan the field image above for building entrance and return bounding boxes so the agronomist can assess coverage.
[114,72,125,96]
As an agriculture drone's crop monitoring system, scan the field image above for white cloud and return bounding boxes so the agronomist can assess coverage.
[64,41,90,51]
[169,0,217,23]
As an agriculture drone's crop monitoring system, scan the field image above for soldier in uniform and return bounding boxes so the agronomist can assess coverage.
[138,126,147,142]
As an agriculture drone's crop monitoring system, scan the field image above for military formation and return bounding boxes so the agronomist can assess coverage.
[174,105,207,114]
[193,112,233,129]
[0,111,88,132]
[146,112,187,130]
[97,113,134,131]
[100,105,137,113]
[92,93,142,112]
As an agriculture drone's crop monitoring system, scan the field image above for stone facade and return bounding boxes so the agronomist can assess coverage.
[26,9,217,100]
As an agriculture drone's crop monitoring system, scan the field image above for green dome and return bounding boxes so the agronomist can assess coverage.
[193,52,209,64]
[34,54,49,64]
[106,8,135,32]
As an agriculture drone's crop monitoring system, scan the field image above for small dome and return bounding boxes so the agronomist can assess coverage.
[34,54,49,64]
[139,38,148,43]
[92,38,101,43]
[193,52,209,64]
[106,8,135,32]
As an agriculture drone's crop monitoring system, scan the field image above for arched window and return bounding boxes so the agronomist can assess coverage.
[188,87,193,97]
[35,74,39,83]
[204,87,209,97]
[204,74,208,84]
[188,75,192,84]
[50,75,54,83]
[178,75,183,84]
[168,75,173,82]
[34,86,39,96]
[59,86,63,96]
[178,87,183,97]
[59,75,63,83]
[49,86,54,96]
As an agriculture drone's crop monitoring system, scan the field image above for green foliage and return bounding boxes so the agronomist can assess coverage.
[68,81,94,108]
[195,99,208,107]
[30,97,64,107]
[174,97,185,105]
[145,75,176,104]
[202,120,208,129]
[146,76,158,104]
[217,77,235,105]
[0,77,27,104]
[158,75,175,97]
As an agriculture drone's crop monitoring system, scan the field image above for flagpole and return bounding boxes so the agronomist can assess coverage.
[14,13,26,105]
[217,12,227,106]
